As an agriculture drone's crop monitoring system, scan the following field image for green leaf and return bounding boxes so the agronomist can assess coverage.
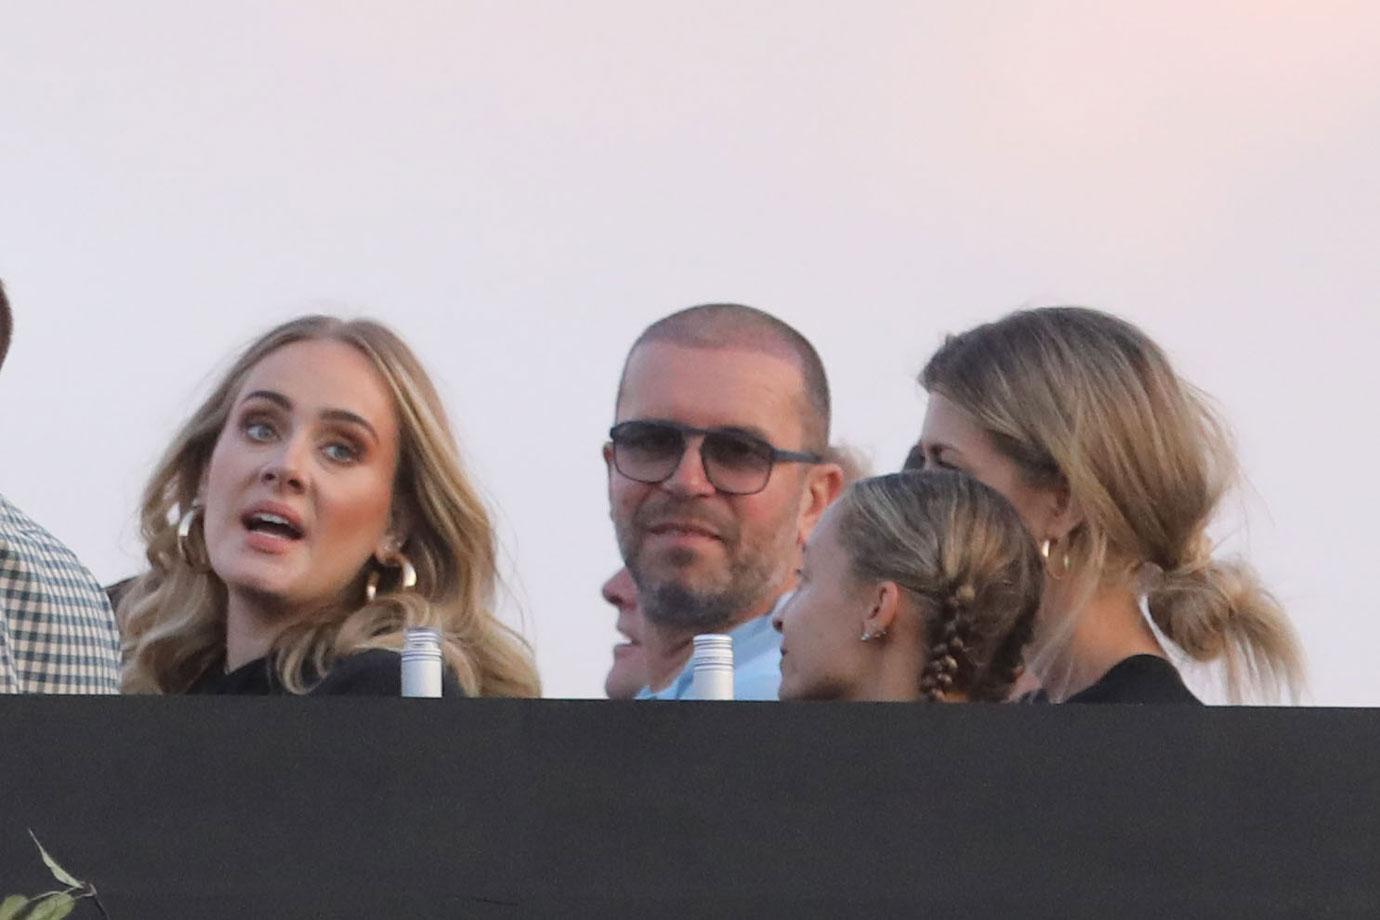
[26,833,83,890]
[22,892,76,920]
[0,895,29,920]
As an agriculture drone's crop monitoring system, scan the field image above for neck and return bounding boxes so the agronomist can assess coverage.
[642,621,695,692]
[1038,580,1165,701]
[642,593,781,693]
[851,617,924,702]
[224,591,291,672]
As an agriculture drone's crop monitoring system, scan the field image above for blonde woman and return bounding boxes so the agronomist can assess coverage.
[915,306,1303,703]
[120,316,540,697]
[773,471,1041,703]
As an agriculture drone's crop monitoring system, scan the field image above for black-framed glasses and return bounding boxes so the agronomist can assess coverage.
[608,420,822,496]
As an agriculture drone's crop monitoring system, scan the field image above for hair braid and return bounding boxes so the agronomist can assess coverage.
[919,585,976,701]
[836,471,1044,705]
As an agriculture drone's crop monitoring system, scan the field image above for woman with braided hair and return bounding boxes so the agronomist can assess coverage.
[772,471,1042,702]
[914,306,1304,703]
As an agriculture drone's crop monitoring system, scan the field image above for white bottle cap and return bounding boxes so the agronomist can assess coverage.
[401,627,444,698]
[690,633,734,700]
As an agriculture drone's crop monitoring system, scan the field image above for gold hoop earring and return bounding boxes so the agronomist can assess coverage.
[365,555,418,602]
[1041,538,1071,580]
[176,505,211,573]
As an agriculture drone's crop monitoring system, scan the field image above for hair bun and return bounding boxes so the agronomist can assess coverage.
[1147,563,1230,660]
[1147,556,1303,700]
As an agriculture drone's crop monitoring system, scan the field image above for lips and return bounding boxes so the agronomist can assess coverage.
[240,502,307,541]
[646,520,721,540]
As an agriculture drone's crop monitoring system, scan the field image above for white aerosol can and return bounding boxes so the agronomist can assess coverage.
[401,627,444,698]
[690,634,735,701]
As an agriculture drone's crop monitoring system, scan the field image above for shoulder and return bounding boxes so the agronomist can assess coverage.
[0,494,120,693]
[311,649,465,698]
[0,493,110,605]
[1067,655,1202,705]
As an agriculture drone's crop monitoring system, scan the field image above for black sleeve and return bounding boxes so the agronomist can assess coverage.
[310,649,466,698]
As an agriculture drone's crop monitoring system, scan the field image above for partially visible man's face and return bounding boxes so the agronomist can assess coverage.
[606,342,814,632]
[602,567,647,699]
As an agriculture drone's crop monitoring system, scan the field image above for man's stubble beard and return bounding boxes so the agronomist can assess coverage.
[616,495,800,635]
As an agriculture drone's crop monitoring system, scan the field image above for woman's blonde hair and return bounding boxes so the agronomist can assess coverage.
[921,306,1303,701]
[836,471,1042,702]
[120,315,540,697]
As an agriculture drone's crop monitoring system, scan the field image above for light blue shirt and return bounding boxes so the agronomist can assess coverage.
[636,612,782,701]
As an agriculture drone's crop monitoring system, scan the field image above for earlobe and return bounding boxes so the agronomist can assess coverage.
[374,532,404,565]
[603,442,616,488]
[862,581,901,638]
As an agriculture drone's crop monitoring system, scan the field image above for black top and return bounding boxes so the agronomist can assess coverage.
[188,649,464,697]
[1065,654,1201,704]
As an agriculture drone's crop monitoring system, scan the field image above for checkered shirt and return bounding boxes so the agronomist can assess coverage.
[0,493,120,693]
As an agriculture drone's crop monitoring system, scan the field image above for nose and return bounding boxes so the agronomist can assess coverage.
[602,568,638,611]
[660,434,715,497]
[261,437,308,494]
[771,601,785,634]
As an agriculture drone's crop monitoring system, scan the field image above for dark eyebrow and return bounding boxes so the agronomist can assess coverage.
[242,389,292,411]
[241,390,378,444]
[321,409,379,444]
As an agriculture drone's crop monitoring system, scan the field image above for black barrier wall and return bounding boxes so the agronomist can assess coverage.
[1,699,1377,919]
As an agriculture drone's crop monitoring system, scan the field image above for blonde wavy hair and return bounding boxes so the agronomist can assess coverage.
[921,306,1303,701]
[120,315,540,697]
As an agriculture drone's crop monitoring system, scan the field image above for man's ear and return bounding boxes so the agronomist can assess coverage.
[797,462,845,544]
[862,581,902,637]
[603,441,619,501]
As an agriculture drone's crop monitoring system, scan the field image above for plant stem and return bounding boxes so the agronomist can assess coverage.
[90,886,112,920]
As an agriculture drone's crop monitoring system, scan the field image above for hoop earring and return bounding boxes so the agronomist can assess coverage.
[365,555,418,602]
[176,505,211,573]
[1040,538,1071,580]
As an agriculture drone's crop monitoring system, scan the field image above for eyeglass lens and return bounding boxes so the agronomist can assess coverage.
[613,423,775,494]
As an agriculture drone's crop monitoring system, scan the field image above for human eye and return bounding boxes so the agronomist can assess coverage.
[706,432,771,471]
[628,424,674,449]
[618,423,680,459]
[930,451,963,473]
[321,436,362,465]
[242,417,277,443]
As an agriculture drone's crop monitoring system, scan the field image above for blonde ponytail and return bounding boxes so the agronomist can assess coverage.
[1147,554,1303,702]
